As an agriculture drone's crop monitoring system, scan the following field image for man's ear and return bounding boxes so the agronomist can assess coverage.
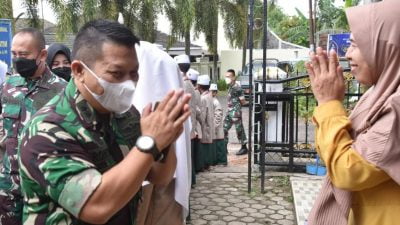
[71,60,85,83]
[39,49,48,62]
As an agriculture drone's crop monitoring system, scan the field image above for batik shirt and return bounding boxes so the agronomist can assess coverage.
[227,82,245,117]
[19,80,142,225]
[0,69,67,224]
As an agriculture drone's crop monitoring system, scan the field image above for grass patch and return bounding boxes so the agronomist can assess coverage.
[276,175,290,187]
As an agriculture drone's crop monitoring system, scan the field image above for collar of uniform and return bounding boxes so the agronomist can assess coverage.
[64,79,135,131]
[63,79,104,130]
[15,67,53,89]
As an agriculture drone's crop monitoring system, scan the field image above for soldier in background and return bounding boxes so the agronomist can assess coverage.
[223,69,248,155]
[210,83,227,165]
[0,28,67,225]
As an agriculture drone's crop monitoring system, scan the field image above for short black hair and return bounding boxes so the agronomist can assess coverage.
[190,80,197,86]
[16,28,46,50]
[227,69,235,75]
[72,19,140,66]
[198,84,210,91]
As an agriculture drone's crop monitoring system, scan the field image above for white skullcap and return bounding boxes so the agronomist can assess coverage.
[187,68,199,81]
[174,54,190,64]
[209,83,218,91]
[197,75,211,86]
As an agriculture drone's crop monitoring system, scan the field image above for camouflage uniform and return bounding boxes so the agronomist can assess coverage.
[19,80,142,225]
[223,82,247,145]
[0,69,67,225]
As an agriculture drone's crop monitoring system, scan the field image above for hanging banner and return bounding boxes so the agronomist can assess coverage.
[0,19,12,70]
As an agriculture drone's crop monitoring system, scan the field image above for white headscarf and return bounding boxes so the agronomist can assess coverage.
[133,41,192,218]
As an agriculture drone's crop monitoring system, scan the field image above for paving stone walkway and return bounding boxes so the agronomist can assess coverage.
[188,171,296,225]
[290,175,323,225]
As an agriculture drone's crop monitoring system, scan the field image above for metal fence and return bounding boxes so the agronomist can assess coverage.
[251,72,364,174]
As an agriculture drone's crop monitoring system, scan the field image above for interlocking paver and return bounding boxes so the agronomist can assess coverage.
[188,172,295,225]
[240,217,256,223]
[230,211,248,217]
[187,112,296,225]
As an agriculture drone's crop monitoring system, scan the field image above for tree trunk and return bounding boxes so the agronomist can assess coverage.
[308,0,315,51]
[242,26,249,73]
[185,30,191,56]
[213,24,218,81]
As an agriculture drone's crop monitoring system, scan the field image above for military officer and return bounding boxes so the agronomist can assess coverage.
[18,20,191,225]
[0,28,67,225]
[223,69,248,155]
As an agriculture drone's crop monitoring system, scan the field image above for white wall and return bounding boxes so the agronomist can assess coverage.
[220,48,310,75]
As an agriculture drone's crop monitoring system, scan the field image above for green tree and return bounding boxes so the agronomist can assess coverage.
[121,0,162,42]
[194,0,219,80]
[219,0,248,71]
[46,0,87,40]
[162,0,195,54]
[19,0,161,42]
[0,0,13,20]
[278,9,310,47]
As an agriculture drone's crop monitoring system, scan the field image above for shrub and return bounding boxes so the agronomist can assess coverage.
[217,79,228,91]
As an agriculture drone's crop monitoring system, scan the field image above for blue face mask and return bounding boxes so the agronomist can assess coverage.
[81,61,136,114]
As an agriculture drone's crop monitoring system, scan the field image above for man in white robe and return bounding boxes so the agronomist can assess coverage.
[133,41,191,225]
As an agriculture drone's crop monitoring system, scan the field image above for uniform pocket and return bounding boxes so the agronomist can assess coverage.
[3,105,21,138]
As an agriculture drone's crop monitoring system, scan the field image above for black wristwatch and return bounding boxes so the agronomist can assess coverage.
[135,136,164,162]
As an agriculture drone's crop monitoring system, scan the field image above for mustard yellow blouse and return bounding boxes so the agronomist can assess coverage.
[313,100,400,225]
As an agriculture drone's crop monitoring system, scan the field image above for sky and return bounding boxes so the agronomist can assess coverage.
[11,0,345,49]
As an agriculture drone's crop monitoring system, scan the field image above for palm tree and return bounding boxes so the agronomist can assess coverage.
[219,0,248,71]
[162,0,195,55]
[0,0,13,20]
[194,0,219,80]
[219,0,274,71]
[46,0,87,40]
[120,0,161,42]
[19,0,161,42]
[281,9,310,47]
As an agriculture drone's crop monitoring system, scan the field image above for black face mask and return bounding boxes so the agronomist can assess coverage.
[13,57,40,78]
[52,67,71,81]
[178,63,190,73]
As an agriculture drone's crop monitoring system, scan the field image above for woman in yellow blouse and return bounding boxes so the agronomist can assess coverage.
[305,1,400,225]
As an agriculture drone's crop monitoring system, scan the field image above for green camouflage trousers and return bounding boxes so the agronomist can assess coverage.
[223,110,247,145]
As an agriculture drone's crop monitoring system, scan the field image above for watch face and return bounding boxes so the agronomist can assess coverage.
[138,136,154,150]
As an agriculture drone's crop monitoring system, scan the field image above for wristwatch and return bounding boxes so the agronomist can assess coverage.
[135,136,164,162]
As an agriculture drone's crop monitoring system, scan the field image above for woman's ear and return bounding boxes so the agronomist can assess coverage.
[71,60,84,83]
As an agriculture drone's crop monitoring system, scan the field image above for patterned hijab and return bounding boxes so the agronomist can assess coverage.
[308,1,400,224]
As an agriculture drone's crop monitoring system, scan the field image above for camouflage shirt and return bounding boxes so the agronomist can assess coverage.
[19,80,142,225]
[0,68,67,224]
[227,82,244,115]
